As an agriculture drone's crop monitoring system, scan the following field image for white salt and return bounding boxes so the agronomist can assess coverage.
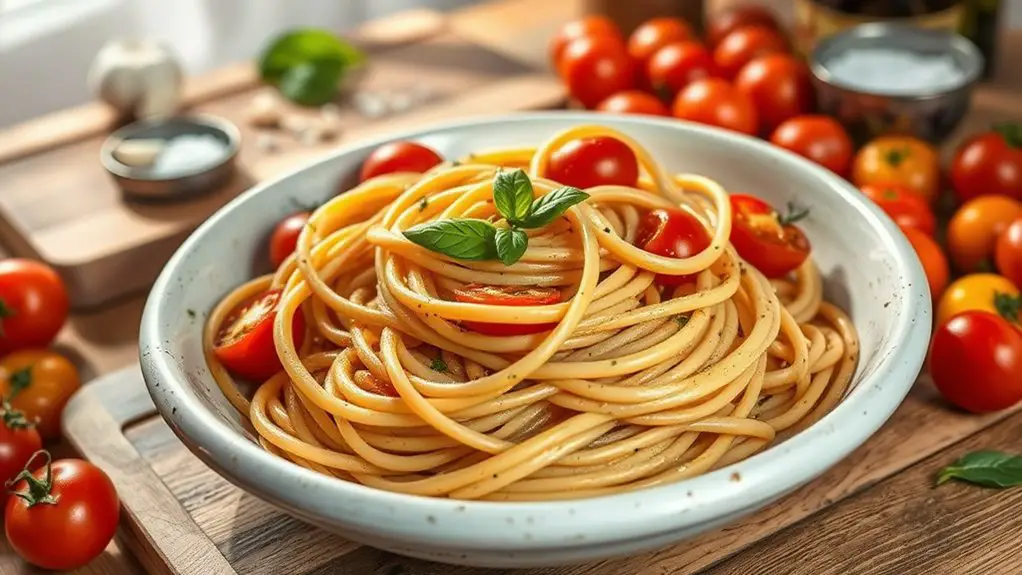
[825,47,965,94]
[149,134,228,178]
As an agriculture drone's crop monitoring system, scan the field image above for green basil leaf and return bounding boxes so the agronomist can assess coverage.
[518,187,590,229]
[403,219,497,261]
[493,169,534,224]
[495,227,529,266]
[259,28,364,85]
[278,60,344,107]
[936,450,1022,488]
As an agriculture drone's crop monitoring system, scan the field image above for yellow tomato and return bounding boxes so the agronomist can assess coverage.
[947,195,1022,273]
[936,273,1021,327]
[0,349,80,439]
[852,136,940,203]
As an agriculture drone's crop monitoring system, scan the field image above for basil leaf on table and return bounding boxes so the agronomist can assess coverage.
[493,169,535,224]
[403,219,497,261]
[278,60,345,107]
[936,450,1022,488]
[259,28,364,106]
[519,186,590,229]
[495,227,529,266]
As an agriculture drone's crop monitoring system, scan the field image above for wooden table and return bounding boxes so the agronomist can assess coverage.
[4,0,1022,573]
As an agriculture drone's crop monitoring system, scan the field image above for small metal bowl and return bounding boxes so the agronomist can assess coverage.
[810,23,984,145]
[101,115,241,201]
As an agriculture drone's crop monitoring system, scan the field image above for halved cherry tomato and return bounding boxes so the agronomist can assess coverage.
[360,142,443,182]
[0,350,80,440]
[770,115,853,177]
[860,183,936,236]
[946,195,1022,273]
[453,285,562,336]
[936,273,1020,327]
[646,41,717,98]
[546,136,639,189]
[728,194,811,278]
[903,225,949,299]
[0,259,69,356]
[706,5,783,48]
[213,289,306,381]
[636,208,712,286]
[549,15,624,72]
[735,54,812,135]
[852,136,940,203]
[951,123,1022,203]
[561,36,637,108]
[929,311,1022,413]
[627,17,693,67]
[673,78,758,136]
[995,216,1022,287]
[596,91,669,116]
[712,25,788,80]
[269,212,311,268]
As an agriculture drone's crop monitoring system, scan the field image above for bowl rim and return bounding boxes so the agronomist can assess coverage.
[140,111,931,550]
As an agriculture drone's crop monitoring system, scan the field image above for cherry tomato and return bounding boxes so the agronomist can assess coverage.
[860,183,936,236]
[453,285,562,336]
[0,259,69,356]
[627,17,693,66]
[5,451,119,571]
[549,15,623,71]
[0,405,41,486]
[903,225,949,299]
[596,91,669,116]
[852,136,940,203]
[561,36,637,108]
[268,212,311,268]
[936,274,1020,327]
[929,311,1022,413]
[213,289,306,381]
[728,194,812,278]
[673,78,758,136]
[706,5,783,48]
[0,350,79,440]
[360,141,443,182]
[950,124,1022,203]
[995,216,1022,287]
[546,136,639,189]
[712,25,788,80]
[735,54,813,135]
[636,208,712,286]
[646,41,717,98]
[946,196,1022,273]
[770,115,853,177]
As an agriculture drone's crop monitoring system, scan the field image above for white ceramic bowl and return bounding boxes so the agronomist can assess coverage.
[140,112,930,568]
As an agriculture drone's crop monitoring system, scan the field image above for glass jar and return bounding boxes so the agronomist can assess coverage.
[793,0,965,55]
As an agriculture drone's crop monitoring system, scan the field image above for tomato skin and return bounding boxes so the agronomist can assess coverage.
[946,196,1022,273]
[735,54,812,135]
[596,91,669,116]
[936,274,1020,327]
[549,16,623,71]
[0,411,42,486]
[453,285,562,336]
[0,350,80,440]
[561,36,637,108]
[673,78,758,136]
[860,183,936,236]
[728,194,812,278]
[852,136,940,203]
[950,130,1022,203]
[269,212,311,268]
[995,216,1022,287]
[546,136,639,189]
[706,5,782,48]
[770,115,853,177]
[627,17,693,66]
[636,208,712,285]
[929,311,1022,413]
[712,25,788,80]
[902,225,949,299]
[5,456,120,571]
[213,290,306,382]
[0,259,69,355]
[360,142,443,182]
[646,41,717,97]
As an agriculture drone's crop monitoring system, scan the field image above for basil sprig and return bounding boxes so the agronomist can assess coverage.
[936,450,1022,489]
[402,169,588,266]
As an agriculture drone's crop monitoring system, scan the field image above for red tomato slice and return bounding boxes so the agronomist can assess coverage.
[728,194,811,278]
[453,285,561,336]
[635,208,712,286]
[213,290,306,381]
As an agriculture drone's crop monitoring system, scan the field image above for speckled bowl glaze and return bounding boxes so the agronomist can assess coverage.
[140,112,931,568]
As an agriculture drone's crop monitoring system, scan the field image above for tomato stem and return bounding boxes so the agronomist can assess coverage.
[993,122,1022,149]
[6,450,58,507]
[7,367,32,399]
[0,401,33,431]
[0,299,12,336]
[884,148,909,167]
[994,292,1022,324]
[777,202,810,226]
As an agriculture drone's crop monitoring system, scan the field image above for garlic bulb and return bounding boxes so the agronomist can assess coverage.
[88,39,183,119]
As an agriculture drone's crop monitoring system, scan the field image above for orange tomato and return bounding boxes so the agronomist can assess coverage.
[852,136,940,203]
[936,274,1020,327]
[946,195,1022,273]
[0,350,80,439]
[902,226,949,299]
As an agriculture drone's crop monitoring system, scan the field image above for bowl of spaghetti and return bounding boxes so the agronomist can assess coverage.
[139,112,930,568]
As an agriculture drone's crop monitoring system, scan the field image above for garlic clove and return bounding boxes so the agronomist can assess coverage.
[112,138,165,167]
[247,92,283,128]
[88,39,183,119]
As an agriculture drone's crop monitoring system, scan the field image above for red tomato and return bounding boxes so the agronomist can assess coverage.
[546,136,639,189]
[712,25,788,80]
[734,54,813,134]
[549,15,623,71]
[627,17,693,66]
[770,115,854,177]
[728,194,812,278]
[903,225,949,299]
[0,259,69,355]
[213,290,306,381]
[360,142,443,182]
[706,5,783,48]
[5,452,119,571]
[596,91,669,116]
[950,124,1022,203]
[646,41,717,97]
[0,406,41,486]
[860,183,937,236]
[673,78,758,136]
[636,208,712,286]
[929,311,1022,413]
[995,216,1022,287]
[560,36,637,108]
[269,212,311,268]
[453,285,562,336]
